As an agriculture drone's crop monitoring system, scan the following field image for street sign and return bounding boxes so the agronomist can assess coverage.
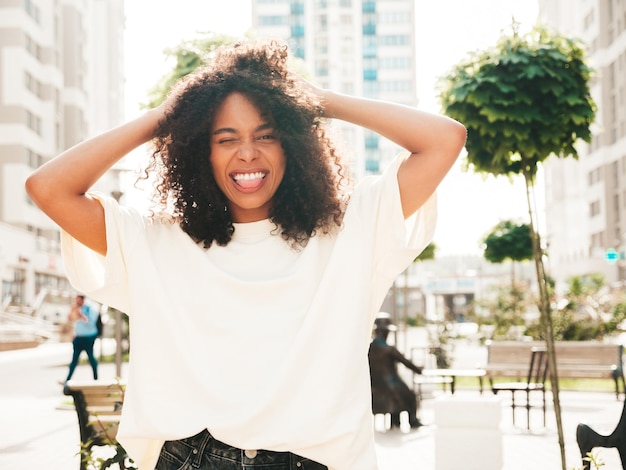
[605,248,621,264]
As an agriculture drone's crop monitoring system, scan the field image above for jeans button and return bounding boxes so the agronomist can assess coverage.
[245,449,257,459]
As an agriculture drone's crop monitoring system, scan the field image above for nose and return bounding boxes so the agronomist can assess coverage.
[238,140,258,162]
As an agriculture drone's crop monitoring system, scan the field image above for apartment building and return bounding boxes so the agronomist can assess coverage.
[539,0,626,285]
[251,0,417,180]
[0,0,125,309]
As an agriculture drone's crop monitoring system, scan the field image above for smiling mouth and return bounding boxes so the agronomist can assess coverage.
[231,171,267,190]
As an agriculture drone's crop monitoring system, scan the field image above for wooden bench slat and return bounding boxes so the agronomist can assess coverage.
[64,379,126,466]
[484,341,625,398]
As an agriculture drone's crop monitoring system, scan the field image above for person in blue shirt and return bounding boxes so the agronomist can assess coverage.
[65,294,99,382]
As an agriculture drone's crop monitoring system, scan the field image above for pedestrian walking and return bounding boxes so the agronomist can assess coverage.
[65,294,99,382]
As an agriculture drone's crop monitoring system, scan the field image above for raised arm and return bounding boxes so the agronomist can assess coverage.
[314,85,466,218]
[25,106,164,256]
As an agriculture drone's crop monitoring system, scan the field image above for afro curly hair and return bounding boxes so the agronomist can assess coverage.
[147,39,349,248]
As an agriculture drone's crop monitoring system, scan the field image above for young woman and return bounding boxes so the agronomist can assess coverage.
[26,40,466,470]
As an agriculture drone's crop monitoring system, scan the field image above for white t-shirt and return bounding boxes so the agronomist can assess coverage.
[61,153,436,469]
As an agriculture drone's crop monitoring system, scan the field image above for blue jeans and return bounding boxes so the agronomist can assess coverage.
[155,429,328,469]
[66,334,98,381]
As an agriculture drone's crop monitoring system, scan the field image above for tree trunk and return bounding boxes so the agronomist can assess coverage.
[523,170,566,470]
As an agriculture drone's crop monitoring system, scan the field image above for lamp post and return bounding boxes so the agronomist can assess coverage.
[109,167,127,378]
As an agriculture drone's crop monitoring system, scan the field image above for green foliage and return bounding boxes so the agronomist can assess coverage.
[525,273,626,341]
[473,282,535,339]
[78,423,136,470]
[415,242,437,262]
[570,451,605,469]
[427,322,454,368]
[140,31,313,110]
[141,32,239,109]
[483,220,533,263]
[567,273,606,298]
[437,24,596,181]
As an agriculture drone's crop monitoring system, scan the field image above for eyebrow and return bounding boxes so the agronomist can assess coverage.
[212,123,274,136]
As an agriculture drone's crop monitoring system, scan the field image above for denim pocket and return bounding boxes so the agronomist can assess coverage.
[155,438,195,470]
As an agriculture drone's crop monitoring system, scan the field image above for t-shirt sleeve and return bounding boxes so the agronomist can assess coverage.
[350,151,437,281]
[61,192,145,314]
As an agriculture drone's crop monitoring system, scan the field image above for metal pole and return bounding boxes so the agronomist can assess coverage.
[109,168,125,379]
[114,309,122,378]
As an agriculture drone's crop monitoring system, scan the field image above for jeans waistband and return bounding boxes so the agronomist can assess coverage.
[170,428,328,468]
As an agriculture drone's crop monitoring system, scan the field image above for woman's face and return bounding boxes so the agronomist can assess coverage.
[210,92,286,223]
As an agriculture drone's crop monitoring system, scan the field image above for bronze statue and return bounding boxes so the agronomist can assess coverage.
[369,313,423,429]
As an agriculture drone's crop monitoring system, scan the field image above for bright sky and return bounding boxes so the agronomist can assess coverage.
[123,0,540,257]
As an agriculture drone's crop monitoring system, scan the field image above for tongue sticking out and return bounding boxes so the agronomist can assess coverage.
[235,175,264,190]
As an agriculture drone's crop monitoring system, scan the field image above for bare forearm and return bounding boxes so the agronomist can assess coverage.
[25,106,164,256]
[26,108,161,201]
[319,90,462,156]
[318,87,466,217]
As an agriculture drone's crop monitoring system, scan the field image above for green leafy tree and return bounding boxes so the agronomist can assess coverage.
[141,32,239,110]
[140,32,311,110]
[551,273,624,340]
[483,220,533,285]
[477,282,534,339]
[415,241,436,262]
[438,24,596,470]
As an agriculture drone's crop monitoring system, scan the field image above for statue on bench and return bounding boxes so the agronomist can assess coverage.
[368,312,423,429]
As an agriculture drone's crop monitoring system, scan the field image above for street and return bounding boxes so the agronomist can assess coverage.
[1,336,624,469]
[0,341,123,468]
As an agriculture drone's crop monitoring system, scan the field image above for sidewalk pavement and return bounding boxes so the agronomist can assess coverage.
[0,343,624,469]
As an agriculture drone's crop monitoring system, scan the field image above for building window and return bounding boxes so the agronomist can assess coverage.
[365,135,378,148]
[380,81,411,92]
[363,23,376,35]
[259,15,288,26]
[290,1,304,14]
[27,149,44,168]
[583,9,594,29]
[317,14,327,28]
[363,69,377,80]
[589,231,603,256]
[24,71,42,98]
[25,33,42,60]
[379,57,411,69]
[291,25,305,36]
[590,200,601,217]
[24,0,40,23]
[363,81,379,97]
[26,110,41,135]
[588,167,602,186]
[362,1,375,13]
[379,11,411,24]
[316,37,328,54]
[379,35,410,46]
[365,159,380,173]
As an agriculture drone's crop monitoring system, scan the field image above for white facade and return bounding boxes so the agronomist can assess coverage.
[251,0,417,180]
[540,0,626,286]
[0,0,125,309]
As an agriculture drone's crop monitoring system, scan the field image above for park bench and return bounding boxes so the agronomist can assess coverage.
[63,380,126,470]
[485,340,625,398]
